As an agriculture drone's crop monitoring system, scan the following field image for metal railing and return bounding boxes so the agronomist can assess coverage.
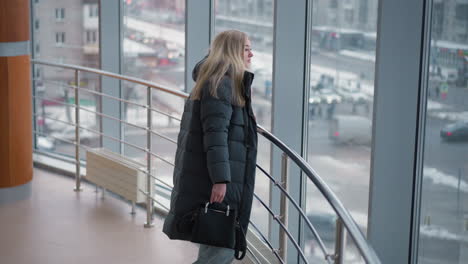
[31,59,381,264]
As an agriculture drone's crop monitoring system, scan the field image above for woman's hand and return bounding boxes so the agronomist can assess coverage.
[210,183,227,203]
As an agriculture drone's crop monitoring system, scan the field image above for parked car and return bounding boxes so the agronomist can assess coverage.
[309,90,322,105]
[50,126,97,144]
[428,72,445,83]
[446,73,458,86]
[309,91,323,118]
[318,88,342,104]
[440,121,468,141]
[37,136,55,151]
[304,212,367,245]
[337,86,369,104]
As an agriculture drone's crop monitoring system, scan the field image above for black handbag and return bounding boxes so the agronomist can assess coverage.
[180,202,247,260]
[190,202,237,248]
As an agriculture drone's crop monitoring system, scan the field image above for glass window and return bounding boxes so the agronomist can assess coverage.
[88,4,98,17]
[417,0,468,263]
[55,8,65,20]
[35,19,40,30]
[85,30,97,44]
[122,0,185,89]
[305,0,379,261]
[214,0,274,237]
[122,0,186,205]
[344,9,354,24]
[55,32,65,44]
[32,0,101,160]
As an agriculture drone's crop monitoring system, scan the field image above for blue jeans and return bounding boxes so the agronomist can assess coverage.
[193,244,235,264]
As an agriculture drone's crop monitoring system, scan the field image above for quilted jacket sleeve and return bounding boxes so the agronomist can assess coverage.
[200,78,233,184]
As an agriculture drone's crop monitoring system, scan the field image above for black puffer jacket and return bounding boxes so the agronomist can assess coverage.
[163,62,258,241]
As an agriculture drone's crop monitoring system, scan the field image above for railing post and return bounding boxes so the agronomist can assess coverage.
[144,86,155,228]
[74,69,83,192]
[334,218,347,264]
[279,152,289,261]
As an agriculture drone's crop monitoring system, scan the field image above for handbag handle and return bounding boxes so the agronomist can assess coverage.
[204,202,231,216]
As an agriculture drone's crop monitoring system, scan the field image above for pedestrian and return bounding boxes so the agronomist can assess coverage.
[327,101,336,120]
[440,81,448,100]
[163,30,258,264]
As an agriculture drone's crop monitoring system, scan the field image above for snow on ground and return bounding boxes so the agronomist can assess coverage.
[425,100,467,122]
[423,167,468,193]
[420,225,468,242]
[124,16,184,48]
[123,38,156,56]
[428,111,468,122]
[339,49,376,62]
[313,155,366,171]
[427,100,453,111]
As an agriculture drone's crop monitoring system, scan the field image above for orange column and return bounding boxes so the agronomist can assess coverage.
[0,0,33,188]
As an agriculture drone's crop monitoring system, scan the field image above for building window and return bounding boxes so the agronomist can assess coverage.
[88,4,99,17]
[35,67,41,79]
[345,9,354,24]
[86,31,97,43]
[35,44,40,54]
[35,19,39,30]
[55,8,65,21]
[55,32,65,45]
[330,0,338,9]
[359,0,368,25]
[455,4,468,20]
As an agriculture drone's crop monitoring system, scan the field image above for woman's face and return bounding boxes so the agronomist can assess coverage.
[243,38,253,69]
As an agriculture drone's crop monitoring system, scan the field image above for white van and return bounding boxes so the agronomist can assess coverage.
[328,115,372,145]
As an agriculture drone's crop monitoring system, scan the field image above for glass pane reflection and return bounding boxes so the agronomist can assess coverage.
[306,0,379,262]
[418,0,468,263]
[32,0,101,160]
[214,0,274,237]
[122,0,186,208]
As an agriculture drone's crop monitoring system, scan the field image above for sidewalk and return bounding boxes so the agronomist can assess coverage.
[427,83,468,121]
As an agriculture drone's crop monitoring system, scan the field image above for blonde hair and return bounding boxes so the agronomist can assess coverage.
[190,30,247,107]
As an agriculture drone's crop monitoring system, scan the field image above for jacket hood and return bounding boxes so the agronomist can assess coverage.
[192,56,255,99]
[191,56,207,82]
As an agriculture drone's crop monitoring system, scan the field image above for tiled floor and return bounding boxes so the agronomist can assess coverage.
[0,168,199,264]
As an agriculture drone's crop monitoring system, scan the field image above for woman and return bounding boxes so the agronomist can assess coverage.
[163,30,258,264]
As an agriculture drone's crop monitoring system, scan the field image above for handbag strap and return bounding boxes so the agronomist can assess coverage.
[234,224,247,260]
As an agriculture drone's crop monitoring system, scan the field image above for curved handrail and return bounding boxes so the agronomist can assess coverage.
[32,59,189,99]
[255,164,331,260]
[256,125,380,263]
[31,59,381,263]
